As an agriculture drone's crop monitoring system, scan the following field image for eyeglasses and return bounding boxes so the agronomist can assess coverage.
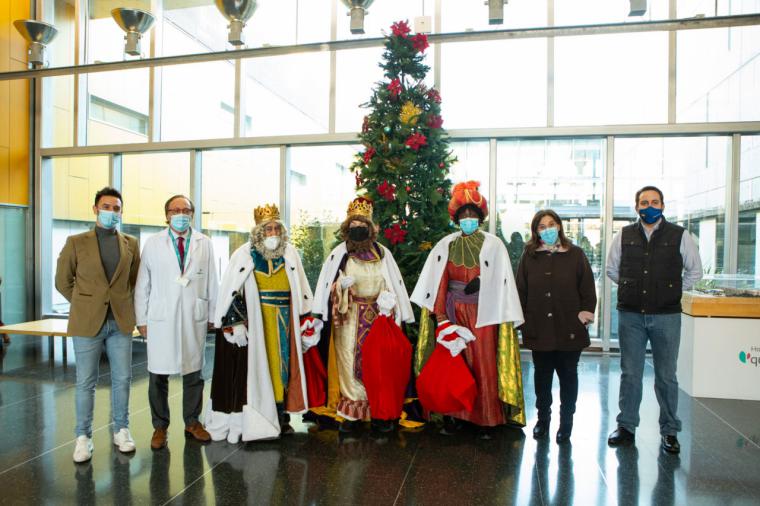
[167,208,193,216]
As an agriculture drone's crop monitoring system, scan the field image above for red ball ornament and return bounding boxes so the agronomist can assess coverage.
[439,162,445,168]
[405,185,411,192]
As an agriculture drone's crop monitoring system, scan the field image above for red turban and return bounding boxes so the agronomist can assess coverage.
[448,181,488,220]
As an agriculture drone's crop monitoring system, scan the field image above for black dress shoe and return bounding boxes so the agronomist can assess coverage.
[608,427,635,446]
[371,419,395,433]
[280,423,295,436]
[440,416,463,436]
[556,424,572,444]
[477,427,494,440]
[661,435,680,454]
[339,420,359,433]
[532,421,549,439]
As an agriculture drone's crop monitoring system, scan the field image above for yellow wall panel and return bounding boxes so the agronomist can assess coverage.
[51,156,110,221]
[0,0,30,206]
[9,61,29,205]
[9,0,29,63]
[0,1,10,72]
[0,146,9,203]
[0,81,9,148]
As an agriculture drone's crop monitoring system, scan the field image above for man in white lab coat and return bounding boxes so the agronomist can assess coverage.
[134,194,218,449]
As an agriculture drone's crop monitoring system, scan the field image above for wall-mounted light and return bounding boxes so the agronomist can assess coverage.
[111,8,155,56]
[487,0,507,25]
[215,0,258,47]
[13,20,58,68]
[340,0,375,34]
[629,0,647,16]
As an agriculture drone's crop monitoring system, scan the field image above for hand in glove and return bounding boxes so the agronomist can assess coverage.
[376,290,397,316]
[300,315,324,352]
[338,270,355,290]
[223,324,248,347]
[435,320,476,357]
[464,277,481,295]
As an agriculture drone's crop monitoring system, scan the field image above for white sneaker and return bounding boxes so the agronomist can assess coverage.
[113,428,136,453]
[73,435,94,463]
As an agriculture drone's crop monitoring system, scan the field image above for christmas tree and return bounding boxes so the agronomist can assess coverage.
[350,20,455,290]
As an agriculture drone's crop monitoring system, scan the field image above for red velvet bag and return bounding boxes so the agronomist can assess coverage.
[416,344,477,414]
[303,347,327,408]
[361,315,412,420]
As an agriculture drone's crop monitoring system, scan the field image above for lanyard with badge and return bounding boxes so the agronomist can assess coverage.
[170,228,192,286]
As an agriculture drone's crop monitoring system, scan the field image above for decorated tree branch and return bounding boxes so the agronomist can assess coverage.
[350,20,455,291]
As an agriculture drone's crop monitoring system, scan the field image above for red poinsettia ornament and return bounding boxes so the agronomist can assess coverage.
[384,223,408,245]
[426,115,443,129]
[427,88,442,103]
[405,132,427,151]
[411,33,429,53]
[387,79,402,99]
[377,180,397,201]
[391,20,411,38]
[363,147,376,164]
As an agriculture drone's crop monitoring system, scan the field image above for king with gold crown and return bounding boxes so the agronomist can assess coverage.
[205,203,322,443]
[309,197,415,434]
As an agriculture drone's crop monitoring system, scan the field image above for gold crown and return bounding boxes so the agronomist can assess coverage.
[347,197,373,219]
[254,203,281,225]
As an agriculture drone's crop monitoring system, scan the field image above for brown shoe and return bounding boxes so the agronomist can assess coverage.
[151,428,168,450]
[184,422,211,442]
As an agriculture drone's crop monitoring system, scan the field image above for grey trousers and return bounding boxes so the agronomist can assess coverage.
[148,371,204,429]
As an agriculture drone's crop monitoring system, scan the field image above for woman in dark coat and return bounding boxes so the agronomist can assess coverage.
[516,210,597,443]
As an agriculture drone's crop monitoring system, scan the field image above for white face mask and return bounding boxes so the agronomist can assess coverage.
[264,236,280,251]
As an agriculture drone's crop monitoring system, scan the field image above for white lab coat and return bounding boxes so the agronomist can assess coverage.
[134,227,219,375]
[312,242,415,325]
[411,231,524,328]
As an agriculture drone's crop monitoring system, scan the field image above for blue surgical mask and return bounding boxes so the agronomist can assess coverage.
[539,227,559,246]
[170,214,191,233]
[639,206,663,225]
[98,210,120,229]
[459,218,480,235]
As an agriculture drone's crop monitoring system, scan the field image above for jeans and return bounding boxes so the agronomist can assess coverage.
[148,371,204,429]
[532,350,582,426]
[616,311,682,436]
[73,319,133,437]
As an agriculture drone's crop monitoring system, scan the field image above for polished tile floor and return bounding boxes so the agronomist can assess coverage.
[0,336,758,505]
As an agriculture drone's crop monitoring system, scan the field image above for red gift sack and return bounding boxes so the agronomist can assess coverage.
[361,315,412,420]
[416,344,477,414]
[303,347,327,408]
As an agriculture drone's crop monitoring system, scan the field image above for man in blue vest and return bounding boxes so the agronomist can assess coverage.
[606,186,702,454]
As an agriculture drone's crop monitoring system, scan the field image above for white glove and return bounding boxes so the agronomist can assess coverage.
[339,275,355,290]
[223,324,248,347]
[438,336,468,357]
[436,322,477,357]
[300,317,324,352]
[376,290,397,316]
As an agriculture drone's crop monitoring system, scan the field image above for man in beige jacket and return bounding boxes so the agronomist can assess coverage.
[55,186,140,463]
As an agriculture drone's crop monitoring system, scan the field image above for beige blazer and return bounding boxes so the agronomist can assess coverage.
[55,229,141,337]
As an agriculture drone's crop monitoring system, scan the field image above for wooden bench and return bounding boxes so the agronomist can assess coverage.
[0,319,142,359]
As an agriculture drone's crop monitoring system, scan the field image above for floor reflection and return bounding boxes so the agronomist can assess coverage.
[1,344,759,505]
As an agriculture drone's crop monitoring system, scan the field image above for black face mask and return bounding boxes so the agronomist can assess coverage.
[348,226,370,242]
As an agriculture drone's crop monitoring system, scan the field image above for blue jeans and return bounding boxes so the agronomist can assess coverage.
[616,311,682,436]
[73,319,133,437]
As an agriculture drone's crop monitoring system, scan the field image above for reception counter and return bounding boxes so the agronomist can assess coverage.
[678,292,760,401]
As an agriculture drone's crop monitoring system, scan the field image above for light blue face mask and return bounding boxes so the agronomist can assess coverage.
[98,210,120,229]
[539,226,559,246]
[459,217,480,235]
[170,214,191,233]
